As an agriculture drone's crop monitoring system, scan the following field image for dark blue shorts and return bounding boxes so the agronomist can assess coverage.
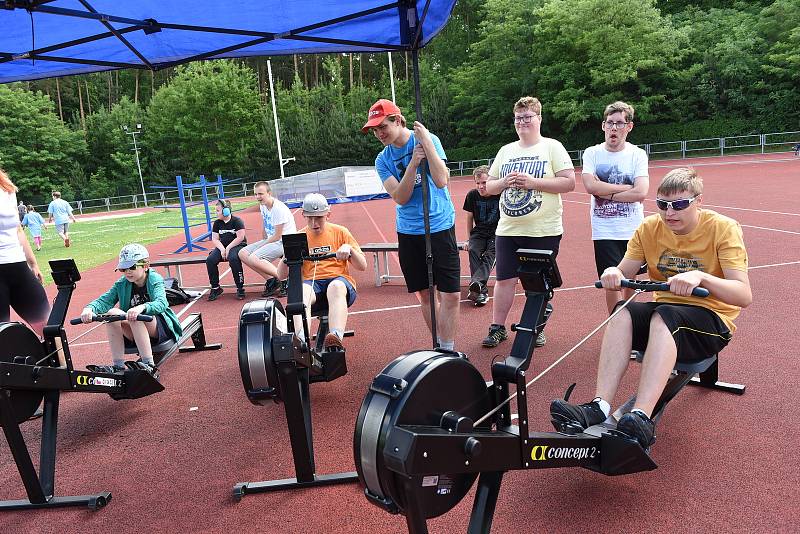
[304,276,357,309]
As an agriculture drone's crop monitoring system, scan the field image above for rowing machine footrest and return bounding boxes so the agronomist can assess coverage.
[309,349,347,383]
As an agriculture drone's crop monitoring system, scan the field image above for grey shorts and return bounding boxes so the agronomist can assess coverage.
[241,239,284,261]
[56,222,69,234]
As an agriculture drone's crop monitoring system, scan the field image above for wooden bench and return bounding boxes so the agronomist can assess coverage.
[361,241,494,287]
[150,255,264,291]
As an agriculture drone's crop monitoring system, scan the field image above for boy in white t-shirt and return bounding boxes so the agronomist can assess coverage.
[581,101,649,313]
[239,181,297,297]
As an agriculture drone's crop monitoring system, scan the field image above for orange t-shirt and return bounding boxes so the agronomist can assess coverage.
[625,209,748,332]
[300,222,361,289]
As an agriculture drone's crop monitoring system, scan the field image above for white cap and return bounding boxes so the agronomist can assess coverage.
[302,193,330,216]
[117,243,149,269]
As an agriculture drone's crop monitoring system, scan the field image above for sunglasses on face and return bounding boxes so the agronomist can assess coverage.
[655,196,698,211]
[119,263,145,272]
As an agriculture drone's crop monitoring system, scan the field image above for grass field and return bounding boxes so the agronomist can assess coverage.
[26,200,256,285]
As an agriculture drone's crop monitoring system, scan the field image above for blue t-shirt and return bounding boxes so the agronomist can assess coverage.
[22,212,45,237]
[47,198,73,224]
[375,131,455,235]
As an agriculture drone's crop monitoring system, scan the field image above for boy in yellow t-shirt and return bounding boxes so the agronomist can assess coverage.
[550,168,752,449]
[278,193,367,350]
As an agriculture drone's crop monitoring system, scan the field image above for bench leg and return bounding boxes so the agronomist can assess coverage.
[688,360,745,394]
[372,252,381,287]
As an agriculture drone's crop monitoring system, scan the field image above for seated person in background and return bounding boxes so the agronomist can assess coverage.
[278,193,367,350]
[206,198,248,301]
[463,165,500,306]
[22,204,47,251]
[550,168,752,448]
[80,243,183,374]
[239,181,296,298]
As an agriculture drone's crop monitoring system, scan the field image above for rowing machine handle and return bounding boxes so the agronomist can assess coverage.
[594,279,710,298]
[304,252,338,262]
[70,314,155,325]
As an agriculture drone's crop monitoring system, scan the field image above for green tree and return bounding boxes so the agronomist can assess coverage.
[144,60,263,178]
[0,85,86,202]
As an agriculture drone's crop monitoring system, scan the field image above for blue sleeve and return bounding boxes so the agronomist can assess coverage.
[21,214,29,226]
[375,150,394,182]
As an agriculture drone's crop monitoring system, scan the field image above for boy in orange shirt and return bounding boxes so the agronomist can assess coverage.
[279,193,367,350]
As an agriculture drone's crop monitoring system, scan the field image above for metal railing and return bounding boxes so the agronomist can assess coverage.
[27,131,800,216]
[446,130,800,174]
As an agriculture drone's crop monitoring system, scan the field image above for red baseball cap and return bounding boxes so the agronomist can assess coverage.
[362,99,402,133]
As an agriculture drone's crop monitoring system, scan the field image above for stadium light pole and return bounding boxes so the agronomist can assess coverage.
[123,124,148,207]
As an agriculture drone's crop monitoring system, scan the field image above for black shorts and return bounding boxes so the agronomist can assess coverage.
[0,261,49,324]
[124,315,172,348]
[622,301,731,362]
[593,239,647,278]
[397,226,461,294]
[495,235,561,280]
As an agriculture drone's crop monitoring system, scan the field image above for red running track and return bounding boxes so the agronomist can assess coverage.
[1,154,799,533]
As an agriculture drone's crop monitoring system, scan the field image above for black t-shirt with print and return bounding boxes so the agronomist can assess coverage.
[130,282,150,308]
[212,216,247,248]
[463,189,500,238]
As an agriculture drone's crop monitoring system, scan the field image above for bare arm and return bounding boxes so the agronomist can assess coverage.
[512,168,576,194]
[226,229,247,249]
[485,175,508,195]
[17,226,43,283]
[266,222,285,244]
[608,175,649,203]
[600,257,645,290]
[413,122,450,188]
[337,244,367,272]
[581,172,633,196]
[464,212,475,250]
[668,268,752,308]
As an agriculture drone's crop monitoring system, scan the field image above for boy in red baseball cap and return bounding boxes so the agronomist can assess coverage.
[363,99,460,351]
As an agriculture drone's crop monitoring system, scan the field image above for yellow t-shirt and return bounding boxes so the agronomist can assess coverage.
[625,210,748,332]
[300,222,361,289]
[489,138,574,237]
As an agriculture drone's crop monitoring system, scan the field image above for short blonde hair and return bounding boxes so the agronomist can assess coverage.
[658,168,704,197]
[514,96,542,115]
[603,101,635,122]
[0,169,16,193]
[472,165,490,179]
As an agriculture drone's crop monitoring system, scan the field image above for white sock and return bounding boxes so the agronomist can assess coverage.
[330,329,343,340]
[632,408,650,419]
[439,340,454,351]
[593,397,611,417]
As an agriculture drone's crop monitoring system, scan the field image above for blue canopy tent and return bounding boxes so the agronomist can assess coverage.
[1,0,455,348]
[0,1,455,82]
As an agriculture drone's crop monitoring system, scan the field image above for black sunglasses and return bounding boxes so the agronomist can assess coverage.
[118,262,145,272]
[655,196,698,211]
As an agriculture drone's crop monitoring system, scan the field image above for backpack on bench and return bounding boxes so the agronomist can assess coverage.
[163,277,193,306]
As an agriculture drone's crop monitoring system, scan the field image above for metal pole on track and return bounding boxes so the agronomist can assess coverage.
[412,48,438,350]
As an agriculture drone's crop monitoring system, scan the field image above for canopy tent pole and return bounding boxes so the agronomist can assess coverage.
[267,59,293,180]
[411,47,438,350]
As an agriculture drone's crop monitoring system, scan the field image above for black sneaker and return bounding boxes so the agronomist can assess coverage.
[482,324,508,348]
[535,330,546,347]
[236,288,246,300]
[277,279,288,298]
[617,411,656,449]
[261,277,279,297]
[550,398,606,431]
[468,281,482,302]
[474,293,488,307]
[87,364,125,374]
[208,286,224,301]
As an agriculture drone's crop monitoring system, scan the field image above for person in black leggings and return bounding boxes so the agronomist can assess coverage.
[0,169,49,336]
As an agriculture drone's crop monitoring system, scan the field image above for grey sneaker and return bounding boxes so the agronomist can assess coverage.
[482,324,508,348]
[535,330,546,347]
[208,286,224,301]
